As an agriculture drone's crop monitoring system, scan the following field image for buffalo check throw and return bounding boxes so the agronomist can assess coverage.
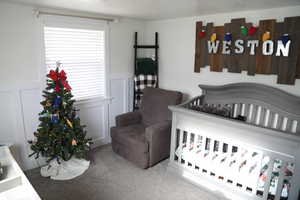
[134,74,157,109]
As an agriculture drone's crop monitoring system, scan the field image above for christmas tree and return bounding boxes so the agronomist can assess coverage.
[29,65,92,163]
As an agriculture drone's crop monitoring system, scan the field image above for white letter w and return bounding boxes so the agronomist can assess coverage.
[207,41,220,54]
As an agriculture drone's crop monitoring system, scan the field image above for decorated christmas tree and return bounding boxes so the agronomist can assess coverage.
[29,64,92,165]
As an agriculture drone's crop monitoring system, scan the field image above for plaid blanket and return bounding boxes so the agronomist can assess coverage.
[134,74,157,109]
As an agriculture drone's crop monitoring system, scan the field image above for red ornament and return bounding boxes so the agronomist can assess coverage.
[199,30,206,38]
[249,26,258,36]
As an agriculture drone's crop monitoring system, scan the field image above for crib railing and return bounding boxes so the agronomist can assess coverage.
[168,105,300,200]
[172,127,295,200]
[185,96,300,135]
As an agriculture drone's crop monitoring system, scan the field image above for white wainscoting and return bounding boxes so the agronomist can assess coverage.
[76,98,110,148]
[109,76,133,128]
[0,77,132,170]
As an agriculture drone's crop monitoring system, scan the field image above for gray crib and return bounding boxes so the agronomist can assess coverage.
[168,83,300,200]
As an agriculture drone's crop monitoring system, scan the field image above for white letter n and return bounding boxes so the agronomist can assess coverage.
[276,40,291,57]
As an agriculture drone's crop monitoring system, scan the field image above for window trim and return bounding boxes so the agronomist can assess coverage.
[39,15,110,102]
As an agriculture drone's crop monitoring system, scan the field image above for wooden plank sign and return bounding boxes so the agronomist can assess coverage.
[194,16,300,85]
[256,19,276,74]
[210,26,224,72]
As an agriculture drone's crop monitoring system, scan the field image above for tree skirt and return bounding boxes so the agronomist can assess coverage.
[40,158,90,180]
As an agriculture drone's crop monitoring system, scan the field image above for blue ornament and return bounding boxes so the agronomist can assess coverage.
[280,34,290,45]
[224,33,232,42]
[51,114,59,123]
[53,96,62,108]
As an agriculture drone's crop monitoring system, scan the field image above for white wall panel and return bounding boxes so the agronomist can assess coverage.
[18,88,43,170]
[20,89,41,141]
[0,91,17,145]
[109,78,128,128]
[77,100,110,147]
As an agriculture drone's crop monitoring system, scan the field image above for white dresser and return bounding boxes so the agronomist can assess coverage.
[0,146,41,200]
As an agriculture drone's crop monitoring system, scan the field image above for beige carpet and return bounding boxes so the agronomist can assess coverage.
[25,145,225,200]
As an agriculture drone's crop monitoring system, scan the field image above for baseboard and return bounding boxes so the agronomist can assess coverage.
[90,137,109,149]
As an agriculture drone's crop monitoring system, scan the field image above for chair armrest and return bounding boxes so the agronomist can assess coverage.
[115,111,142,127]
[145,121,172,166]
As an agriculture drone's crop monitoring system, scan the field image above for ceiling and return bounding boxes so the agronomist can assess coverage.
[5,0,300,20]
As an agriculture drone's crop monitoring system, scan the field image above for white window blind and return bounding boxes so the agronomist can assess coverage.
[44,26,106,100]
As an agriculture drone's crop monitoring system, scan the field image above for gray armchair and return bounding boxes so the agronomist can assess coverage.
[111,87,182,168]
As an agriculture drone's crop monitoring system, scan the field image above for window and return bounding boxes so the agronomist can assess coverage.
[44,26,106,100]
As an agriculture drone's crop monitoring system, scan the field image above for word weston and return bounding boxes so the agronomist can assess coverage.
[207,39,291,57]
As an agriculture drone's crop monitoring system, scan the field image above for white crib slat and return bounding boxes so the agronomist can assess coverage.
[236,103,242,117]
[196,134,202,148]
[282,117,288,132]
[263,159,275,200]
[267,112,275,128]
[198,98,201,106]
[264,109,270,127]
[186,132,191,149]
[276,116,284,130]
[231,104,236,118]
[255,106,262,125]
[178,130,184,164]
[252,153,264,196]
[272,114,279,129]
[274,161,287,200]
[250,105,258,124]
[201,136,207,153]
[170,113,178,162]
[185,132,191,167]
[218,142,224,153]
[295,120,300,134]
[248,104,254,121]
[209,139,216,175]
[244,104,251,121]
[259,108,266,126]
[210,139,215,152]
[190,134,196,168]
[225,144,234,181]
[286,119,294,133]
[241,103,245,116]
[227,144,232,154]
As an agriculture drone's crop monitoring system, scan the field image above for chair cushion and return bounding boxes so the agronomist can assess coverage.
[111,124,148,153]
[140,87,182,126]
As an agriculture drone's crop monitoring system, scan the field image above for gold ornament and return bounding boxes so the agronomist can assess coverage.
[45,101,51,107]
[66,119,73,128]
